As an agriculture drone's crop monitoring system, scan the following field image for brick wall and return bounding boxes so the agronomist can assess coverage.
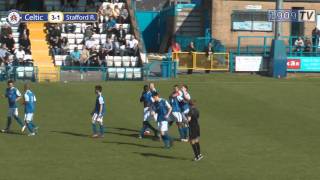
[212,0,320,49]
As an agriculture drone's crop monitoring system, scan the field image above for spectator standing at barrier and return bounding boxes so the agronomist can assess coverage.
[69,47,81,66]
[312,27,320,52]
[14,46,25,65]
[304,38,312,53]
[294,37,304,52]
[187,41,196,74]
[19,34,31,54]
[204,42,214,73]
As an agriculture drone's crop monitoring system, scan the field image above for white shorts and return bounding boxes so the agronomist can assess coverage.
[8,108,18,117]
[24,113,34,122]
[92,113,104,124]
[157,121,168,132]
[171,112,183,123]
[143,107,157,122]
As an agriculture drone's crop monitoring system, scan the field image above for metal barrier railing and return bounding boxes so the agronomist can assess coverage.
[172,52,229,71]
[0,66,37,82]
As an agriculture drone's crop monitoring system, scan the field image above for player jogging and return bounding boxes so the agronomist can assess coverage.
[179,84,191,141]
[169,85,185,141]
[1,80,24,133]
[91,85,106,138]
[22,83,38,136]
[139,85,158,138]
[187,100,203,161]
[152,92,173,148]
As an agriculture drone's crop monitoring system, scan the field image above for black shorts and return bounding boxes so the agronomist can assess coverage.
[189,125,200,140]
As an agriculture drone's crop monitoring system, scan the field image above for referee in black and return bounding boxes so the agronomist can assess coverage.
[187,100,203,161]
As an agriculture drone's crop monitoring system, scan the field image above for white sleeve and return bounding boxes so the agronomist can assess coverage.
[99,96,104,104]
[16,89,21,97]
[33,95,36,102]
[184,92,191,101]
[24,93,29,102]
[176,91,184,101]
[165,100,171,109]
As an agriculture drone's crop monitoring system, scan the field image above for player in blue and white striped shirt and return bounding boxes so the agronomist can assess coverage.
[22,83,38,136]
[91,85,106,138]
[1,80,24,133]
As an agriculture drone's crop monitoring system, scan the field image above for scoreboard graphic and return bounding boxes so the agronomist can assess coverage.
[7,9,98,26]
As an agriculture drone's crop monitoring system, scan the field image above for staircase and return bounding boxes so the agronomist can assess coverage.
[29,23,60,82]
[175,5,204,37]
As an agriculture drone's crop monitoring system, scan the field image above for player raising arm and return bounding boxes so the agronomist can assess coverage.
[1,80,24,133]
[152,92,173,148]
[91,85,106,138]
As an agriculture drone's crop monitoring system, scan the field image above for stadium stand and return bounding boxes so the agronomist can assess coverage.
[45,0,142,80]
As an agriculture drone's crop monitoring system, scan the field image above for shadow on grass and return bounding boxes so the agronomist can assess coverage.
[51,131,89,138]
[103,141,161,149]
[108,127,140,133]
[133,152,190,161]
[1,131,24,136]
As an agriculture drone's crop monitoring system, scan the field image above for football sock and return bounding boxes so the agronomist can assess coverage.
[140,123,148,137]
[182,127,188,139]
[26,123,33,133]
[195,142,201,155]
[14,116,24,127]
[99,124,104,135]
[191,144,199,157]
[30,122,37,128]
[178,128,184,139]
[92,123,97,134]
[6,117,12,129]
[162,134,169,146]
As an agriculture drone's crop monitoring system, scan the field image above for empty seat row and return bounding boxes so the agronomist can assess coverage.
[15,67,35,78]
[107,67,142,80]
[101,2,124,9]
[106,56,138,67]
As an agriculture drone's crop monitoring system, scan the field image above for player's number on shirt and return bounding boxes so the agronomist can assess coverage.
[48,12,63,23]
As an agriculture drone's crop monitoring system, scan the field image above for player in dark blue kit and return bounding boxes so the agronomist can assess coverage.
[91,85,106,138]
[152,92,173,148]
[139,85,158,138]
[1,80,24,133]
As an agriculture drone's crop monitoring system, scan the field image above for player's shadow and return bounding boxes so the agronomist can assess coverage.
[108,127,140,133]
[103,141,161,149]
[107,131,159,141]
[133,152,189,161]
[51,131,89,138]
[1,131,24,136]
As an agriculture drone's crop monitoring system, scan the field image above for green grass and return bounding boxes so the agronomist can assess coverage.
[1,74,320,180]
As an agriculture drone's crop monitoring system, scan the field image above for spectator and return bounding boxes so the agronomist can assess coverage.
[85,37,97,49]
[84,24,94,40]
[103,38,114,55]
[93,22,100,34]
[89,47,99,66]
[69,47,81,66]
[187,41,196,74]
[119,6,129,23]
[304,38,312,53]
[294,37,304,52]
[104,5,113,22]
[14,46,25,65]
[64,23,76,33]
[98,47,108,66]
[105,17,117,35]
[0,44,10,66]
[113,38,122,56]
[113,5,121,21]
[171,41,181,53]
[60,37,69,55]
[51,36,62,55]
[80,46,90,67]
[126,35,139,56]
[116,24,126,45]
[19,34,31,54]
[5,34,15,54]
[312,27,320,52]
[204,42,214,73]
[18,23,30,39]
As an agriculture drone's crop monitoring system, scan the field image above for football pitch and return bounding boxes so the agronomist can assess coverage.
[1,74,320,180]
